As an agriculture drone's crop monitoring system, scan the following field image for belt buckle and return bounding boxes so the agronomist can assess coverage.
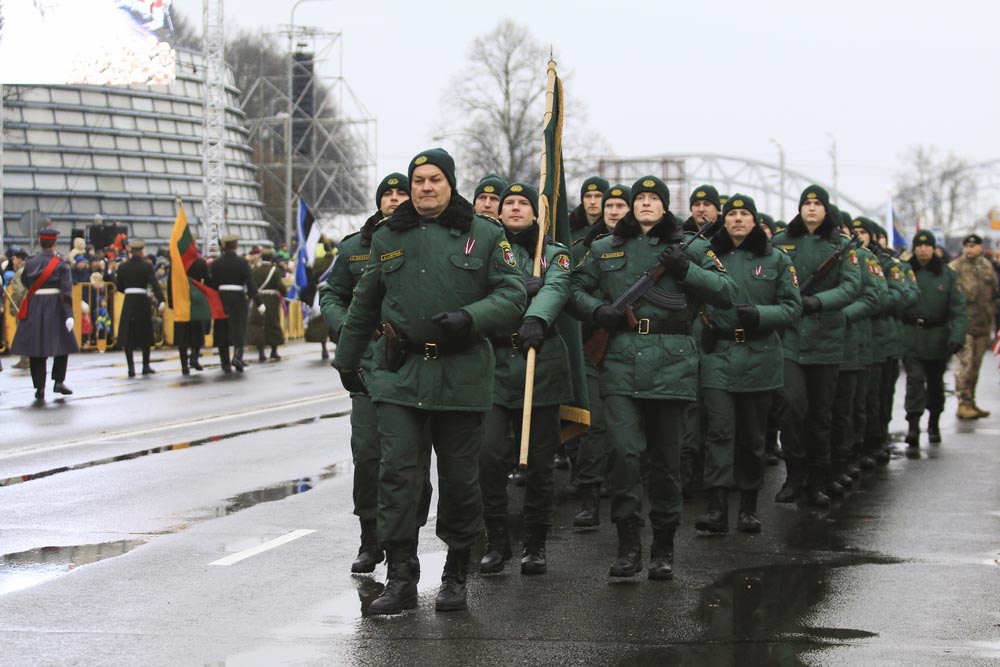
[510,332,520,349]
[734,328,746,343]
[424,342,439,359]
[916,318,925,329]
[638,318,651,335]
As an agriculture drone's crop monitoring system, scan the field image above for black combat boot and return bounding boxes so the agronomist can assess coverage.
[270,345,281,360]
[904,414,920,448]
[321,342,329,360]
[737,490,762,534]
[368,543,419,615]
[648,529,674,580]
[179,347,190,376]
[775,459,805,503]
[927,412,942,445]
[233,346,246,372]
[219,346,232,374]
[435,549,469,612]
[258,346,266,362]
[351,518,383,574]
[826,475,847,499]
[125,348,136,378]
[190,347,204,371]
[141,349,155,374]
[478,517,512,574]
[520,525,548,575]
[573,483,600,529]
[695,487,729,533]
[805,470,832,508]
[52,381,73,395]
[608,520,643,578]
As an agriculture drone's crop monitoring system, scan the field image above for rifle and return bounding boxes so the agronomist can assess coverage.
[798,231,860,297]
[584,215,722,366]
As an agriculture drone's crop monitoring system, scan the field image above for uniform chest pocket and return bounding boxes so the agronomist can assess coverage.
[380,256,406,290]
[749,268,776,281]
[598,257,626,272]
[449,255,483,271]
[449,254,484,295]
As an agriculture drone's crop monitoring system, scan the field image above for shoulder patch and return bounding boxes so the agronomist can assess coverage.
[600,251,625,259]
[380,249,403,262]
[555,253,571,272]
[788,265,799,288]
[499,239,516,267]
[706,248,726,272]
[848,249,859,268]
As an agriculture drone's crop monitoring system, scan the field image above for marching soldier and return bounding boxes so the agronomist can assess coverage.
[569,176,609,249]
[571,175,733,580]
[167,247,210,375]
[320,171,435,575]
[949,234,998,419]
[683,184,722,232]
[478,182,573,576]
[10,228,79,400]
[902,231,967,449]
[209,234,260,374]
[473,173,507,218]
[771,186,861,507]
[697,194,800,534]
[247,251,286,362]
[332,149,525,614]
[116,240,165,377]
[572,184,630,528]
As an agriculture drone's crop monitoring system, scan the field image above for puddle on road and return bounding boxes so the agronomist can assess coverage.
[0,409,352,488]
[0,540,145,595]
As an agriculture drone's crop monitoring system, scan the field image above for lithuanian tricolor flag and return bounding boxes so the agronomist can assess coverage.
[169,204,226,322]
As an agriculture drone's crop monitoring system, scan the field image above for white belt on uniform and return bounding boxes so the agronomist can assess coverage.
[258,289,279,295]
[33,288,60,295]
[124,288,147,295]
[219,284,246,292]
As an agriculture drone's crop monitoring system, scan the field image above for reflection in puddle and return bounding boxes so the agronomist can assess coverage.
[0,540,145,595]
[0,409,352,488]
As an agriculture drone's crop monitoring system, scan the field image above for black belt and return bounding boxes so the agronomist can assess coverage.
[712,327,772,343]
[491,324,560,348]
[905,317,945,329]
[403,339,477,359]
[625,318,690,336]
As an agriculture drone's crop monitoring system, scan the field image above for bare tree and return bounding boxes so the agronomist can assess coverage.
[894,146,978,239]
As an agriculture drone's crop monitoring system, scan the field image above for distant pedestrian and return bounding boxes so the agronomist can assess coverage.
[949,234,998,419]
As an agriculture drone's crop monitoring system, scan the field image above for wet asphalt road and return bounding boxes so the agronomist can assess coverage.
[0,343,998,666]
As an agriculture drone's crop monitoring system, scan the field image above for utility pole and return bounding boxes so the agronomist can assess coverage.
[827,131,838,204]
[202,0,226,257]
[770,138,785,220]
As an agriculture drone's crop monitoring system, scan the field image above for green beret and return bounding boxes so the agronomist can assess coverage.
[630,175,670,210]
[773,220,788,234]
[376,172,409,208]
[580,176,610,199]
[799,184,830,210]
[475,173,508,200]
[851,217,878,237]
[872,223,888,241]
[408,148,456,189]
[499,182,538,216]
[912,230,936,248]
[602,184,631,206]
[689,184,721,210]
[758,213,776,233]
[722,193,758,221]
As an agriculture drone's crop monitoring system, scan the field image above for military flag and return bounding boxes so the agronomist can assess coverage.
[169,202,225,322]
[291,196,320,301]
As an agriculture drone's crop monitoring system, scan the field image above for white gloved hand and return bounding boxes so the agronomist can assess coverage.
[310,305,322,319]
[257,304,267,315]
[158,301,166,313]
[65,317,74,332]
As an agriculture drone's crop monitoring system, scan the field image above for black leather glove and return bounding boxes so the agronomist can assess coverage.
[431,309,472,342]
[335,367,368,395]
[657,244,690,280]
[701,325,718,353]
[735,304,760,329]
[948,341,964,356]
[524,276,543,299]
[593,304,624,330]
[517,317,546,358]
[801,295,822,315]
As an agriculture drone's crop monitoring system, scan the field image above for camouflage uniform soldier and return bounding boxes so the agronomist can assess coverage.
[949,234,998,419]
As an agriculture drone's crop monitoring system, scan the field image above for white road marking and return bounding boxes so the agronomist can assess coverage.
[0,392,348,461]
[209,529,317,566]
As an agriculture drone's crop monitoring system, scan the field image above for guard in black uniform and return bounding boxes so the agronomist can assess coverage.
[209,234,260,373]
[116,240,164,377]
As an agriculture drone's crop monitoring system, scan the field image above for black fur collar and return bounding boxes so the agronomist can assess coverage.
[360,211,383,247]
[909,253,943,275]
[569,204,595,231]
[507,222,541,254]
[711,223,772,257]
[611,212,682,246]
[683,216,700,233]
[786,213,840,242]
[386,192,474,233]
[583,220,610,247]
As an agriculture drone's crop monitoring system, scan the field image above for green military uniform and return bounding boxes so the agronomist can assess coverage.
[699,195,799,534]
[247,257,286,355]
[901,231,967,447]
[571,176,734,578]
[479,208,573,574]
[569,176,609,258]
[770,187,861,505]
[949,234,998,417]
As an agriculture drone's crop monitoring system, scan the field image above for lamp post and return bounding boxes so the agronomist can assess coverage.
[827,131,838,204]
[286,0,331,250]
[770,138,785,220]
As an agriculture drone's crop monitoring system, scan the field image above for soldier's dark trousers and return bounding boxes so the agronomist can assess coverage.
[29,355,67,388]
[352,395,432,529]
[375,404,484,551]
[605,396,685,532]
[480,404,560,527]
[903,357,947,417]
[681,391,706,493]
[779,361,838,484]
[702,389,771,491]
[864,363,882,446]
[573,372,612,487]
[831,370,859,467]
[880,358,901,438]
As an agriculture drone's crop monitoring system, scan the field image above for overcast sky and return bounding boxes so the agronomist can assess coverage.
[171,0,1000,216]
